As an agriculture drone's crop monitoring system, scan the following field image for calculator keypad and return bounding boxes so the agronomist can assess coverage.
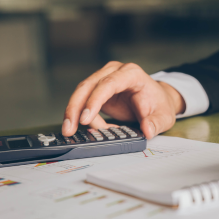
[77,130,90,142]
[108,127,126,139]
[53,126,140,146]
[87,129,104,141]
[120,126,138,137]
[63,137,71,144]
[72,134,80,143]
[98,129,115,140]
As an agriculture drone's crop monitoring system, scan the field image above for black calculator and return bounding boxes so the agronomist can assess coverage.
[0,126,146,168]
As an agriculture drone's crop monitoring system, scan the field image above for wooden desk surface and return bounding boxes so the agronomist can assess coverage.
[162,113,219,143]
[1,113,219,143]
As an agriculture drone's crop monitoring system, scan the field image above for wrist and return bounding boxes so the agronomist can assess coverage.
[158,81,186,114]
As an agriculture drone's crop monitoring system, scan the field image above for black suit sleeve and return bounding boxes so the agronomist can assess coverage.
[164,51,219,114]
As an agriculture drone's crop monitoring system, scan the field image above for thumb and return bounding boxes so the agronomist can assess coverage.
[140,112,175,140]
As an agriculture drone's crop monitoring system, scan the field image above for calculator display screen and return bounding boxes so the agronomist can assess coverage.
[7,137,30,149]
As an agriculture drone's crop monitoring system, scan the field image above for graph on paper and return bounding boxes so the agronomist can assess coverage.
[34,162,59,167]
[0,178,20,187]
[26,160,94,175]
[128,142,200,160]
[29,183,167,219]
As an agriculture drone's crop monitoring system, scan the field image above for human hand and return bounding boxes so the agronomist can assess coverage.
[62,61,185,139]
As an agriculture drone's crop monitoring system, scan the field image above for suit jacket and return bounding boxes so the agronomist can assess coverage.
[165,51,219,114]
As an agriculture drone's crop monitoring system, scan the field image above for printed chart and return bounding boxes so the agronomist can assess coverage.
[30,160,93,174]
[0,136,212,219]
[0,178,20,187]
[0,177,21,194]
[27,183,166,219]
[0,155,117,182]
[128,141,200,160]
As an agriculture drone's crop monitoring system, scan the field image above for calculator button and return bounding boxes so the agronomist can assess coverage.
[99,129,112,134]
[120,126,131,131]
[87,129,103,141]
[120,126,138,137]
[109,127,117,131]
[109,128,118,131]
[64,137,71,144]
[81,134,90,142]
[118,134,126,139]
[98,128,106,132]
[98,129,116,140]
[38,134,56,146]
[50,133,56,137]
[128,132,137,137]
[105,133,114,137]
[107,135,115,140]
[56,139,62,145]
[72,135,81,143]
[94,136,104,141]
[77,130,90,142]
[109,128,127,139]
[84,136,90,142]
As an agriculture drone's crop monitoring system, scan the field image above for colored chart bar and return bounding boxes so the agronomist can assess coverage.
[147,208,165,217]
[81,195,106,204]
[57,165,91,174]
[150,149,163,154]
[142,151,148,157]
[148,149,154,155]
[34,162,58,167]
[55,191,89,202]
[107,204,143,218]
[0,179,20,186]
[107,199,125,207]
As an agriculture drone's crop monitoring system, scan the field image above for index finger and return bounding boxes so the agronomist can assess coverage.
[62,61,123,136]
[79,63,145,126]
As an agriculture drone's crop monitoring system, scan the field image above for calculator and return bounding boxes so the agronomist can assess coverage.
[0,126,146,167]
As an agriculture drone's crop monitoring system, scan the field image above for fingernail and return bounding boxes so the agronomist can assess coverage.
[80,108,90,124]
[62,118,71,133]
[148,122,155,138]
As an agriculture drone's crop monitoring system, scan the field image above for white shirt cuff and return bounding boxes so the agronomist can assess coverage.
[150,71,209,118]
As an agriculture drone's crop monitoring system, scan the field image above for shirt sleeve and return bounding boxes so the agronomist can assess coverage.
[150,71,209,118]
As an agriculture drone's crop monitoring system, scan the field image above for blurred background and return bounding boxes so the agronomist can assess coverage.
[0,0,219,131]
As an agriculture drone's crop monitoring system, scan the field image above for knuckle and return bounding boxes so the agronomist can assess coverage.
[105,61,122,68]
[98,76,115,86]
[64,105,72,117]
[76,80,89,89]
[123,62,140,70]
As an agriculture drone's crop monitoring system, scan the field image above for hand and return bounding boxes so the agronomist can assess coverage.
[62,61,185,139]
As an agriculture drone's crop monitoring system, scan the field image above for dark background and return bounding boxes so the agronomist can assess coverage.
[0,0,219,131]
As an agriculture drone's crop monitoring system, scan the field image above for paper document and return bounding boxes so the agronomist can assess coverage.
[0,136,219,218]
[87,137,219,207]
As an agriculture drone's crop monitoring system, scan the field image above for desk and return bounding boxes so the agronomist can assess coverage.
[1,114,219,218]
[1,113,219,143]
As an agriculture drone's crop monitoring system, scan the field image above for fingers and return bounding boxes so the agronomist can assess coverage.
[88,114,109,129]
[88,114,119,129]
[80,63,144,126]
[140,111,175,140]
[62,61,123,136]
